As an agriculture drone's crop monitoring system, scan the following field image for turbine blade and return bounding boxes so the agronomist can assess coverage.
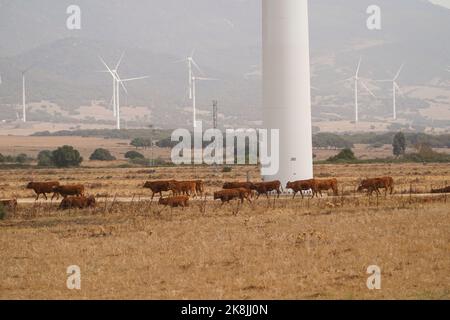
[121,76,149,82]
[190,49,196,58]
[361,81,376,98]
[195,77,218,81]
[117,80,128,95]
[355,57,362,76]
[115,52,125,70]
[394,63,405,80]
[173,58,187,63]
[191,59,205,75]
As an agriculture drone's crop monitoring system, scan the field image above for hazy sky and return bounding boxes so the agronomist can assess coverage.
[430,0,450,8]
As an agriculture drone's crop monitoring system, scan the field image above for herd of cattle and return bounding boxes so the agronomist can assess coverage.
[0,176,447,212]
[0,176,396,211]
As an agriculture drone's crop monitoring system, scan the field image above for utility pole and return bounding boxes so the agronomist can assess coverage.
[212,100,218,130]
[212,100,218,174]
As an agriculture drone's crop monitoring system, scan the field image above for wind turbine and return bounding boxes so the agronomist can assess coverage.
[191,76,217,127]
[99,55,148,130]
[99,53,125,117]
[175,50,203,100]
[377,63,404,120]
[21,67,34,123]
[342,57,376,122]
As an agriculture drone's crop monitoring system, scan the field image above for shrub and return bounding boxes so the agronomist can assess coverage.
[15,154,29,164]
[403,144,450,163]
[327,148,357,163]
[90,148,116,161]
[125,151,145,160]
[52,145,83,168]
[130,137,153,149]
[222,166,233,173]
[37,150,54,167]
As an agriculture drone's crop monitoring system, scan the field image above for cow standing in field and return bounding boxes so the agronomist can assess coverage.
[26,181,60,200]
[158,196,190,208]
[286,180,318,199]
[52,184,85,199]
[59,196,96,210]
[315,178,339,197]
[185,180,205,198]
[251,181,282,199]
[214,188,252,205]
[223,182,254,191]
[431,186,450,194]
[169,181,196,197]
[357,177,394,196]
[143,180,176,201]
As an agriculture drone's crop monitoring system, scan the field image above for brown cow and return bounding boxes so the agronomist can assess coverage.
[214,188,252,205]
[26,181,60,200]
[251,181,282,199]
[169,181,196,196]
[184,180,205,197]
[315,178,339,197]
[158,196,190,208]
[357,177,394,196]
[53,184,85,199]
[59,196,96,210]
[143,180,176,201]
[223,182,254,190]
[286,180,318,199]
[431,186,450,194]
[0,199,18,211]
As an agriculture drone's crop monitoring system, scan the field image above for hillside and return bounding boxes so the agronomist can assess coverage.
[0,0,449,130]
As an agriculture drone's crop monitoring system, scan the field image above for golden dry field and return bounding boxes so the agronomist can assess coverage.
[0,163,449,300]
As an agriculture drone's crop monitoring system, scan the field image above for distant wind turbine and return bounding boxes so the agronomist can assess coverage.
[342,57,376,123]
[99,54,148,130]
[377,63,405,120]
[175,50,204,100]
[21,66,35,123]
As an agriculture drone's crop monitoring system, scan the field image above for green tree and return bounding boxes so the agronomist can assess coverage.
[15,154,28,164]
[37,150,54,167]
[90,148,116,161]
[52,145,83,168]
[393,132,406,157]
[131,137,152,149]
[125,150,145,160]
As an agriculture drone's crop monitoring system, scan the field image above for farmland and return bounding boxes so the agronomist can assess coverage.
[0,163,449,299]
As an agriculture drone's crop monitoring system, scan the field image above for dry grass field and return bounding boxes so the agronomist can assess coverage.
[0,164,449,300]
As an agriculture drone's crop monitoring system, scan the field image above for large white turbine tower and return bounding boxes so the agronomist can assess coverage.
[378,64,404,120]
[21,70,30,123]
[191,76,217,127]
[343,58,376,122]
[262,0,313,184]
[100,55,148,130]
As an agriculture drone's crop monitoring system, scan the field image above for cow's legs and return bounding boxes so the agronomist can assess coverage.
[43,193,48,200]
[35,193,40,201]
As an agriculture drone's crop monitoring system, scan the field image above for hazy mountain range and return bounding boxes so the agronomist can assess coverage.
[0,0,449,130]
